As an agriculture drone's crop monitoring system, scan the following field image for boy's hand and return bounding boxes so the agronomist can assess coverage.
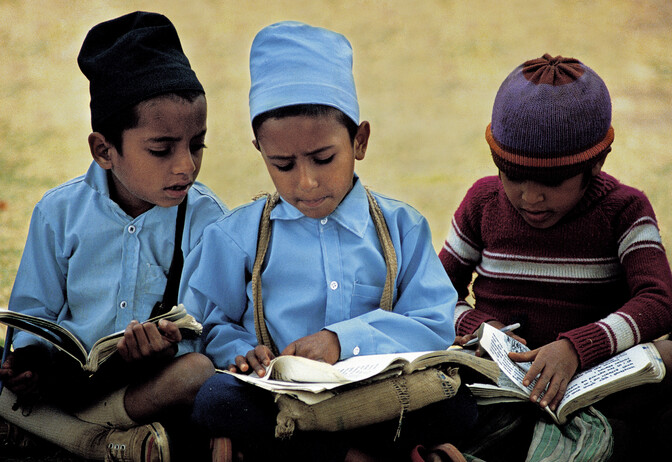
[117,319,181,362]
[0,345,50,398]
[231,345,275,377]
[229,330,341,377]
[508,338,579,411]
[281,330,341,365]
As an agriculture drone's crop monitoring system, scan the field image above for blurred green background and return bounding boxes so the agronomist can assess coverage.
[1,0,671,311]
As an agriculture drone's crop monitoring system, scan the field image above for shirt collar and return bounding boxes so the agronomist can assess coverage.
[84,161,169,222]
[84,161,112,198]
[271,175,370,238]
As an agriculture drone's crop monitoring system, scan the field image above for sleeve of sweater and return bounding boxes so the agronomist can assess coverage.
[558,190,672,369]
[438,177,501,336]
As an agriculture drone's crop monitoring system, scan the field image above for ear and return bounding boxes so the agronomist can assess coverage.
[89,132,114,169]
[591,147,609,176]
[353,121,370,161]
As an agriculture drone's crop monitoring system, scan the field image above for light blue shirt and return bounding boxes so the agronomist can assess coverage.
[9,162,228,352]
[181,177,457,368]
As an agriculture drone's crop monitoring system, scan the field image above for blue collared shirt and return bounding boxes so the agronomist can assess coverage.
[9,162,227,352]
[181,177,456,368]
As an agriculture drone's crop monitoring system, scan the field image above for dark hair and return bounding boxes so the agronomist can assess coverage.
[252,104,359,143]
[499,147,609,189]
[93,90,204,153]
[503,168,595,188]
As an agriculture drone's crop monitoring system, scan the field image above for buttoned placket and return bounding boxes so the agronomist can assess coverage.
[116,220,141,330]
[319,218,346,325]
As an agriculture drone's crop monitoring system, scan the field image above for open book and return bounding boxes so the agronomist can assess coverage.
[468,322,666,424]
[222,348,501,404]
[0,304,202,374]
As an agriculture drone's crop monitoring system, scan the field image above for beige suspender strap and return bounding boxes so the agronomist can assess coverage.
[252,193,281,355]
[364,187,398,313]
[252,189,398,354]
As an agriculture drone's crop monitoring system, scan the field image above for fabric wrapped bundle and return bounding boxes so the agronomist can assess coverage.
[274,367,461,439]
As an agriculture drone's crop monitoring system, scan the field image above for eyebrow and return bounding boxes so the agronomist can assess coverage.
[266,145,333,160]
[145,129,207,143]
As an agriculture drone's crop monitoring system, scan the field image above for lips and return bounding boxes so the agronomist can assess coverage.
[299,197,327,208]
[164,182,192,198]
[520,208,554,225]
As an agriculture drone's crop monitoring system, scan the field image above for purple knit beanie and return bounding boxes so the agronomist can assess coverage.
[486,54,614,181]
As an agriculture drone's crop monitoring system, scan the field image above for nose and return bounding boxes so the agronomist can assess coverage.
[297,164,318,191]
[172,147,196,176]
[521,181,545,204]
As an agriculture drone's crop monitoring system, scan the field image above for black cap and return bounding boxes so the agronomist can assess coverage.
[78,11,204,128]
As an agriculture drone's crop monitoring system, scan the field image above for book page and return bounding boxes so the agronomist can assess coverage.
[0,311,88,365]
[558,343,661,407]
[267,352,431,384]
[221,351,437,395]
[477,323,536,397]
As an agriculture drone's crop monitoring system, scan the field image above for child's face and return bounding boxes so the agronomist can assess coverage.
[254,114,369,219]
[500,171,589,229]
[93,95,207,218]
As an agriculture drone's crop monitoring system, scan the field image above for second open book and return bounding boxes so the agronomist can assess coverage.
[468,322,665,424]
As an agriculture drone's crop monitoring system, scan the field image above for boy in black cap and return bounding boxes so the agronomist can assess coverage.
[0,11,226,461]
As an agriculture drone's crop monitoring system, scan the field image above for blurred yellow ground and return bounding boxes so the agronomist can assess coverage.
[1,0,671,319]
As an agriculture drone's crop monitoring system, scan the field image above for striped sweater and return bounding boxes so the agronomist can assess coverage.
[439,172,672,369]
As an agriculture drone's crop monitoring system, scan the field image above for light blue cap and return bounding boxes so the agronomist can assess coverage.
[249,21,359,124]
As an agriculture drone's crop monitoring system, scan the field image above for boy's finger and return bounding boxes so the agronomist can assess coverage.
[157,319,182,342]
[128,323,150,358]
[246,355,265,377]
[522,360,543,387]
[254,345,273,366]
[281,342,296,357]
[234,355,249,373]
[143,323,165,346]
[530,371,553,405]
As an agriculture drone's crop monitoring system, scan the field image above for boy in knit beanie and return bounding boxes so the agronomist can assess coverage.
[183,21,476,462]
[0,11,227,461]
[440,54,672,459]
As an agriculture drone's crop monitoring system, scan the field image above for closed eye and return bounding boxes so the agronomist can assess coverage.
[274,161,294,172]
[314,154,335,165]
[149,149,171,158]
[191,143,207,154]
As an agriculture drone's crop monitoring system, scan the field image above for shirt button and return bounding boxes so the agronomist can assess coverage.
[329,281,339,290]
[353,346,360,355]
[320,218,328,225]
[128,225,136,234]
[119,301,127,309]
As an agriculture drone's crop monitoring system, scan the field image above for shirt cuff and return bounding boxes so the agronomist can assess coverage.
[324,319,371,360]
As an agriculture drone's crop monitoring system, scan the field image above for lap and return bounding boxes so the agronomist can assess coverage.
[192,373,479,461]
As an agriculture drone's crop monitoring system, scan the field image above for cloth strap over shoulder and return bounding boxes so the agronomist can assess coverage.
[252,189,398,355]
[150,199,187,318]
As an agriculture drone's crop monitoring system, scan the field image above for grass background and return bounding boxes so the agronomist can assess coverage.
[1,0,671,318]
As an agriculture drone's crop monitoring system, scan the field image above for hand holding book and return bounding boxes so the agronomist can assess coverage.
[116,318,183,362]
[0,304,202,377]
[468,323,665,424]
[508,337,579,411]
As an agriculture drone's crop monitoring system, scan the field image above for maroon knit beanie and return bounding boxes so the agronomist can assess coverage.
[486,54,613,182]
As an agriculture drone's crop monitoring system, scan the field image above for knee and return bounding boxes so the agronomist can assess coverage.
[169,353,216,403]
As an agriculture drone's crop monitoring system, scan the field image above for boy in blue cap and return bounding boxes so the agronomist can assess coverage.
[182,21,476,462]
[0,11,226,461]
